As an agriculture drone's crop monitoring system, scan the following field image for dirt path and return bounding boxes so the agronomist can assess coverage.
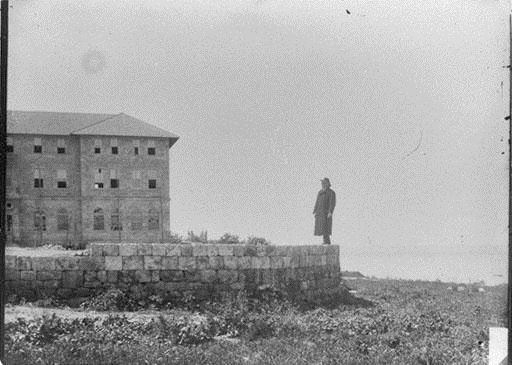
[5,305,189,323]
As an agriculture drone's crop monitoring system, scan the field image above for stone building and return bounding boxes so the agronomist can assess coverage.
[5,111,179,247]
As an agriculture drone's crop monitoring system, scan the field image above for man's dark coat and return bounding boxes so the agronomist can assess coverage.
[313,188,336,236]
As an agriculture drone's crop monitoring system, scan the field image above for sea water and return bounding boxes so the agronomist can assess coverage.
[340,248,508,286]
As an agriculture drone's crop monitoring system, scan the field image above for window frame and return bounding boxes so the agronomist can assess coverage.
[93,208,105,231]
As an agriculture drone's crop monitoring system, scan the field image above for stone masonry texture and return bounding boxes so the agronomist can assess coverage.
[5,243,341,301]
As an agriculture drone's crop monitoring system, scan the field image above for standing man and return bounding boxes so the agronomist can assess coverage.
[313,178,336,244]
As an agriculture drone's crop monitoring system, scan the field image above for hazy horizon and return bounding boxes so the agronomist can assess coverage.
[7,0,509,282]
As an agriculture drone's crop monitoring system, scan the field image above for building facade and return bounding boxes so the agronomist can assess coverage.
[6,111,179,247]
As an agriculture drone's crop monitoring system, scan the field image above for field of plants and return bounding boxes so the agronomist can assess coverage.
[4,278,507,365]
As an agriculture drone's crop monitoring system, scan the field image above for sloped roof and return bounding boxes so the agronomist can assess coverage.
[7,110,179,148]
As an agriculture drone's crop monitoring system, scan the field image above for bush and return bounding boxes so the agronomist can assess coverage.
[164,231,184,244]
[187,230,208,243]
[245,236,271,245]
[217,233,240,244]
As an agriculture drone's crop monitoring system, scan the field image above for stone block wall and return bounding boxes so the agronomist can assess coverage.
[5,243,341,301]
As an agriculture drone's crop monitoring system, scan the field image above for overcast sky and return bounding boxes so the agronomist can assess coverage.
[8,0,509,256]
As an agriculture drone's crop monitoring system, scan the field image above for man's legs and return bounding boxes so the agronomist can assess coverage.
[323,234,331,245]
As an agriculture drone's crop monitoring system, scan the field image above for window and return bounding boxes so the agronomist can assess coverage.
[34,169,43,188]
[130,211,143,230]
[57,139,66,154]
[57,169,67,188]
[94,169,104,189]
[148,170,157,189]
[6,214,12,232]
[57,208,69,231]
[110,169,119,188]
[111,138,118,155]
[148,209,159,230]
[34,137,42,153]
[34,210,46,231]
[93,208,104,230]
[132,170,142,188]
[147,140,156,155]
[133,140,140,155]
[111,208,122,231]
[94,139,102,154]
[7,137,13,152]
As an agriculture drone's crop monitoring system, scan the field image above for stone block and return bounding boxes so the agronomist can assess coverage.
[290,255,300,268]
[196,256,209,270]
[55,257,79,271]
[282,256,292,268]
[144,256,162,270]
[63,271,83,288]
[37,271,62,281]
[218,270,238,283]
[107,271,118,283]
[119,270,136,284]
[151,271,160,282]
[84,270,97,282]
[180,245,193,256]
[178,257,196,271]
[270,256,284,269]
[105,256,123,271]
[123,256,144,270]
[20,270,36,281]
[6,269,19,281]
[275,246,289,256]
[200,270,217,283]
[102,244,119,256]
[16,257,32,271]
[79,257,105,271]
[138,243,153,256]
[6,256,17,269]
[84,280,101,288]
[208,256,224,270]
[244,245,257,256]
[159,270,184,282]
[251,256,270,269]
[183,270,201,281]
[161,256,178,270]
[217,244,234,256]
[192,244,209,256]
[238,256,251,270]
[97,271,107,283]
[135,270,152,283]
[265,245,278,256]
[320,255,327,266]
[223,256,238,270]
[119,243,138,256]
[32,257,56,271]
[43,280,60,288]
[152,244,167,256]
[166,245,181,256]
[90,244,103,257]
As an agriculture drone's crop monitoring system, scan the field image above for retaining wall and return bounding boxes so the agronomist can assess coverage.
[5,243,341,301]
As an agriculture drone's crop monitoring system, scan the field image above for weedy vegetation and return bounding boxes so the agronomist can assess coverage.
[5,278,506,365]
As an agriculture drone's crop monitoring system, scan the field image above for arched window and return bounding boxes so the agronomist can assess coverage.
[148,209,159,231]
[57,208,69,231]
[93,208,104,230]
[111,208,122,231]
[131,210,143,231]
[34,210,46,231]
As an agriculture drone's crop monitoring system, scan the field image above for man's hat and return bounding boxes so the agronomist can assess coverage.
[321,177,331,186]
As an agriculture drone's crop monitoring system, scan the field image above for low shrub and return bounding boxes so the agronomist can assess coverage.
[245,236,271,245]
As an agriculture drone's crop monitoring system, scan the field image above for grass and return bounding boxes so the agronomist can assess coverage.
[5,278,507,365]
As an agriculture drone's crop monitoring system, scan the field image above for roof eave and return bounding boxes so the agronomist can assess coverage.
[168,136,179,149]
